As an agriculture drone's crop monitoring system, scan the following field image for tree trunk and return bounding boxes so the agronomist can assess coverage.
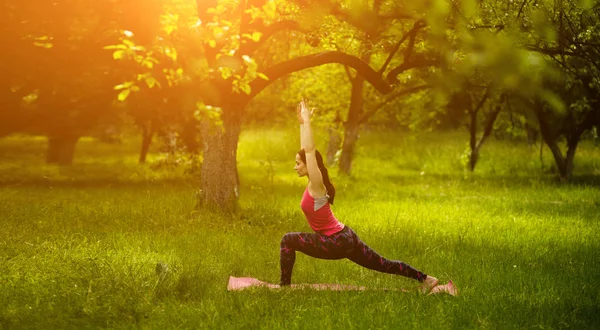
[538,127,583,180]
[326,124,342,166]
[339,123,361,175]
[541,131,582,180]
[563,134,581,180]
[339,74,366,175]
[139,122,154,164]
[533,104,582,180]
[535,105,565,177]
[468,110,478,171]
[46,135,79,165]
[469,104,502,171]
[525,122,538,147]
[544,139,567,177]
[196,105,242,212]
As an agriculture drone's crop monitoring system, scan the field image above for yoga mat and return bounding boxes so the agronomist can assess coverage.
[227,276,457,295]
[227,276,367,291]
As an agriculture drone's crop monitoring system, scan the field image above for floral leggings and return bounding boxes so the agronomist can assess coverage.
[279,226,427,286]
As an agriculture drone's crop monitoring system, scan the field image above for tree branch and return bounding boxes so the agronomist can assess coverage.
[476,98,503,150]
[516,0,529,20]
[523,44,579,56]
[471,86,492,115]
[248,51,392,99]
[326,3,414,33]
[358,84,430,125]
[343,65,355,82]
[386,54,440,85]
[291,0,415,35]
[378,20,425,74]
[243,20,305,55]
[469,24,505,30]
[404,26,418,64]
[333,43,356,81]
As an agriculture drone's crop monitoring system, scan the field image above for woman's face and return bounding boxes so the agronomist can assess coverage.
[294,154,307,177]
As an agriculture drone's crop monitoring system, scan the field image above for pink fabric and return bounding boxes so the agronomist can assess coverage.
[227,276,458,295]
[227,277,279,291]
[300,188,344,236]
[227,276,368,291]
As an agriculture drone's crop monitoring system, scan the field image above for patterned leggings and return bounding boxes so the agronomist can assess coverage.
[280,226,427,286]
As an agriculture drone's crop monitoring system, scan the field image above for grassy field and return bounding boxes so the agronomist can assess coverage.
[0,128,599,329]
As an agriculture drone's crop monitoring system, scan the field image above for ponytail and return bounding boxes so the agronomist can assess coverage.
[298,149,336,204]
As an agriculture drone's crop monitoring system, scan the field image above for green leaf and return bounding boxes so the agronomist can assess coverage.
[164,25,176,35]
[142,59,154,69]
[165,47,177,61]
[123,39,135,47]
[219,67,233,79]
[113,50,126,60]
[251,32,262,42]
[145,77,160,88]
[263,0,277,19]
[22,92,39,104]
[103,44,128,50]
[114,81,134,90]
[117,89,131,101]
[240,84,251,95]
[33,42,53,48]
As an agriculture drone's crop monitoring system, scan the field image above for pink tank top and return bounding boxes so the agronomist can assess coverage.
[300,188,345,236]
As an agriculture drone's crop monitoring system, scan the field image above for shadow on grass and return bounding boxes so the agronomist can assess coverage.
[441,234,600,327]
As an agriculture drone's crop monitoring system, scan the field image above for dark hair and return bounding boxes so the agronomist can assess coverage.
[298,149,336,204]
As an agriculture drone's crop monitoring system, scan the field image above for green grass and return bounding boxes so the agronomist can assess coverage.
[0,129,599,329]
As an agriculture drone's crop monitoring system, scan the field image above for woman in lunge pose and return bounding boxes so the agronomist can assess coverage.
[280,99,455,295]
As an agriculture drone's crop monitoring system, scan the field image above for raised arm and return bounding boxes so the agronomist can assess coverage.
[297,102,305,150]
[298,99,327,197]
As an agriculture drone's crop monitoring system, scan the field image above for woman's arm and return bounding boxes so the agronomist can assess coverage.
[297,102,304,149]
[298,99,327,197]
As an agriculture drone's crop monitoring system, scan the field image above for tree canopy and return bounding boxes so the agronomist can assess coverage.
[2,0,599,209]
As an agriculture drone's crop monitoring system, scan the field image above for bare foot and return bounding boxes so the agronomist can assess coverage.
[446,280,458,296]
[420,276,439,294]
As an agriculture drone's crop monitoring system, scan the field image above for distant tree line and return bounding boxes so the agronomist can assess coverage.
[1,0,599,211]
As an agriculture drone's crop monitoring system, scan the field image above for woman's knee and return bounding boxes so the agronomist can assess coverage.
[280,232,297,247]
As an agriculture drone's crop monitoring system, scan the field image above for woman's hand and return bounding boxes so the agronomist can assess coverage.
[296,101,304,124]
[297,98,313,124]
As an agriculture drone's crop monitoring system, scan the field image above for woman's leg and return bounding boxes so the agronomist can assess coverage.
[346,233,427,282]
[279,231,351,286]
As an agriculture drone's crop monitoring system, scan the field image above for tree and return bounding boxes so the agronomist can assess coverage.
[516,0,600,179]
[1,1,133,165]
[336,16,434,175]
[426,0,559,172]
[193,0,454,211]
[105,0,204,164]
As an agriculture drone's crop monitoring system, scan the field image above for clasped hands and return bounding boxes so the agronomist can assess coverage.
[296,98,315,124]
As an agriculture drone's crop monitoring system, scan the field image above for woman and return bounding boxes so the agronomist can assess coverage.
[279,99,443,294]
